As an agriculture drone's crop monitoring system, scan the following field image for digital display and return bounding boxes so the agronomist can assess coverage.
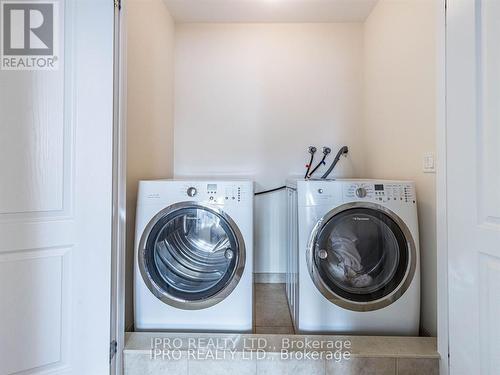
[374,184,384,191]
[207,184,217,192]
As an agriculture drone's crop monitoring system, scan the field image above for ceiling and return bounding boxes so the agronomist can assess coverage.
[163,0,379,23]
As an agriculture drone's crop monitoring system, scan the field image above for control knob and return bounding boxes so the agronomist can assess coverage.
[187,187,197,197]
[355,187,367,198]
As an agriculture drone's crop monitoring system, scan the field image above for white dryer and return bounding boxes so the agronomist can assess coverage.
[134,179,253,331]
[286,179,420,335]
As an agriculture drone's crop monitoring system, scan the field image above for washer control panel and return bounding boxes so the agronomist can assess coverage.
[344,182,416,204]
[344,183,374,199]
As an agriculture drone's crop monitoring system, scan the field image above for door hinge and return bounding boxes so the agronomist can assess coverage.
[110,340,118,363]
[114,0,121,10]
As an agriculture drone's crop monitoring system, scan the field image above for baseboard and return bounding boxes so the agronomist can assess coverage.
[254,273,286,283]
[419,327,432,337]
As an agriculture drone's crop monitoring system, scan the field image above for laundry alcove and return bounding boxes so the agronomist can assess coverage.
[124,0,440,373]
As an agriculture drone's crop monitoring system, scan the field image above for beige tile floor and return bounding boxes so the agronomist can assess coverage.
[125,332,439,375]
[125,283,440,374]
[253,283,294,334]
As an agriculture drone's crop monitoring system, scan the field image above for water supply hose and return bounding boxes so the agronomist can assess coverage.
[304,146,317,179]
[321,146,349,179]
[307,147,331,179]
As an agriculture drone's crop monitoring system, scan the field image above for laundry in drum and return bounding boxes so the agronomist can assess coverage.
[326,236,373,289]
[315,211,401,294]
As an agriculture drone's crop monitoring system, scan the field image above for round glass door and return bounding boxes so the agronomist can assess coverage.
[138,202,245,310]
[307,202,416,311]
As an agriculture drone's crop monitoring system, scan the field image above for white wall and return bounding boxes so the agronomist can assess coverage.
[174,23,365,273]
[126,0,175,329]
[363,0,437,336]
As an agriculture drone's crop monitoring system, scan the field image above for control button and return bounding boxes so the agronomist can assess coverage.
[187,187,197,197]
[318,189,324,194]
[209,196,214,200]
[355,187,367,198]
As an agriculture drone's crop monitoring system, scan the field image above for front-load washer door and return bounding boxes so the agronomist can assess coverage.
[138,202,246,310]
[307,202,416,312]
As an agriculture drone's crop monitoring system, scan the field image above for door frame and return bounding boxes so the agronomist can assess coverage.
[436,0,448,374]
[110,0,127,374]
[108,0,450,374]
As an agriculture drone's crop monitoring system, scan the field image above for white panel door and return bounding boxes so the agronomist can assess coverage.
[0,0,114,374]
[447,0,500,374]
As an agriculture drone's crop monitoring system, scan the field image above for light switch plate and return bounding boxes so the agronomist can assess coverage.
[423,152,436,173]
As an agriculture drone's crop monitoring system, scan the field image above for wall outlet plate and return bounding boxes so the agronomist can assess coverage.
[423,152,436,173]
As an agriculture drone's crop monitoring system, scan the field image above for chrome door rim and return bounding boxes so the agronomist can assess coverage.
[306,202,417,312]
[138,201,246,310]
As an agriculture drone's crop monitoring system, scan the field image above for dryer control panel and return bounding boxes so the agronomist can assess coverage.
[180,182,252,205]
[343,182,416,204]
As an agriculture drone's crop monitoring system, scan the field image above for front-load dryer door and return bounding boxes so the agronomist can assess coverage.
[307,202,416,312]
[138,202,246,310]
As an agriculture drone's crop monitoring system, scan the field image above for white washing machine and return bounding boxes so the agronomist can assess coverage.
[134,179,253,331]
[286,179,420,335]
